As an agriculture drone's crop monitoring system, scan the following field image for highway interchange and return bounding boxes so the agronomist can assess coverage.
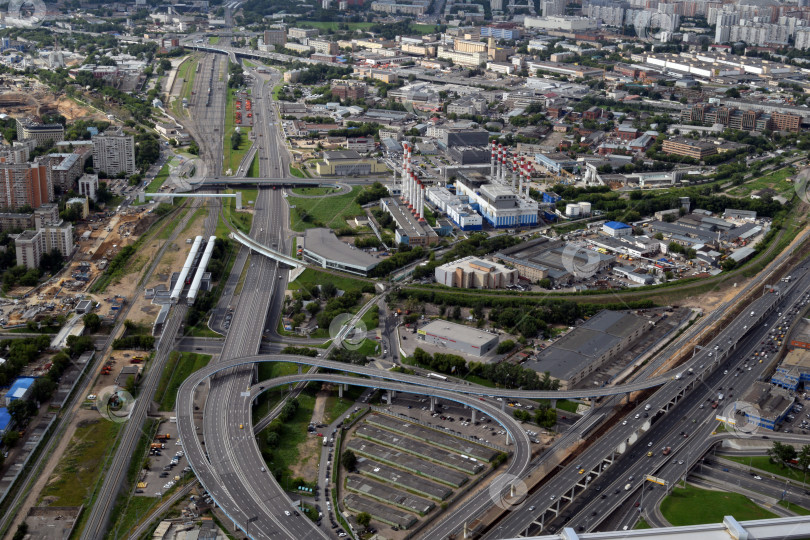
[65,48,810,539]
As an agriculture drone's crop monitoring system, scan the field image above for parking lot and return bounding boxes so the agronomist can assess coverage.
[135,419,191,497]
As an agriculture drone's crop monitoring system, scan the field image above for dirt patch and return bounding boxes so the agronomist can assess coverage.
[310,386,331,425]
[288,436,321,483]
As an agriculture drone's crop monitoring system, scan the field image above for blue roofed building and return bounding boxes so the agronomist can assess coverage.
[4,377,34,406]
[602,221,632,237]
[0,407,10,435]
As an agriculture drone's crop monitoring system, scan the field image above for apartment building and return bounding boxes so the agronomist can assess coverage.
[15,229,43,269]
[264,28,287,45]
[92,127,136,176]
[78,173,99,201]
[309,38,338,55]
[0,161,53,210]
[661,137,717,160]
[14,219,73,268]
[288,27,319,40]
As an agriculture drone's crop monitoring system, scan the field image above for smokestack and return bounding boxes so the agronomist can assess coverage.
[524,162,531,198]
[401,143,408,201]
[497,144,503,184]
[411,172,417,213]
[491,141,497,182]
[512,157,518,192]
[419,182,426,222]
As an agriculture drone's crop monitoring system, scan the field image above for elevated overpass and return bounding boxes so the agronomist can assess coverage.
[518,516,810,540]
[229,229,304,269]
[199,176,389,187]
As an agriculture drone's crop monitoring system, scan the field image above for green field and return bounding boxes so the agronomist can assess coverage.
[323,386,365,424]
[40,419,123,506]
[635,517,652,529]
[288,186,364,231]
[223,86,254,175]
[155,352,212,411]
[721,455,809,482]
[247,154,260,178]
[292,186,338,196]
[290,165,306,178]
[258,390,318,487]
[253,362,301,422]
[243,59,256,68]
[779,500,810,515]
[223,188,257,234]
[727,166,796,198]
[660,484,778,526]
[138,162,172,201]
[287,268,370,296]
[209,36,220,44]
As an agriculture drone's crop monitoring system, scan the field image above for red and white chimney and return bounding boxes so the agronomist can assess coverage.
[419,182,426,222]
[490,141,497,181]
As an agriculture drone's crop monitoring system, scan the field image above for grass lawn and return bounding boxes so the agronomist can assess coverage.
[155,352,212,411]
[253,362,301,423]
[288,186,364,231]
[660,484,778,526]
[779,500,810,515]
[354,338,380,357]
[110,496,159,538]
[721,455,808,482]
[635,517,652,529]
[257,390,317,486]
[292,186,338,196]
[463,374,496,387]
[243,59,256,68]
[223,188,257,234]
[290,165,306,178]
[182,207,207,234]
[423,205,437,226]
[139,162,171,200]
[247,154,260,178]
[40,419,123,506]
[323,386,365,424]
[172,55,198,118]
[728,166,796,198]
[223,87,254,175]
[287,269,371,296]
[209,36,220,44]
[360,308,378,331]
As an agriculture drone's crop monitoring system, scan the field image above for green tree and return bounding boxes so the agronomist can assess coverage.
[496,340,515,354]
[266,431,280,448]
[2,429,21,448]
[768,441,797,467]
[83,312,102,332]
[8,399,34,425]
[356,512,371,528]
[341,449,357,471]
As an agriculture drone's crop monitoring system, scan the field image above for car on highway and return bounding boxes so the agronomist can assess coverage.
[754,475,762,480]
[284,511,291,516]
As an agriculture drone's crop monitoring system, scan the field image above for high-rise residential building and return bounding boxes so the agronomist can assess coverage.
[92,127,136,176]
[541,0,565,17]
[16,118,65,146]
[34,204,59,229]
[14,218,73,268]
[15,229,43,269]
[715,11,739,43]
[78,173,99,201]
[796,27,810,49]
[0,161,52,210]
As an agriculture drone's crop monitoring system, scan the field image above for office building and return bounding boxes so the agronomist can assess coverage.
[288,27,319,40]
[92,127,136,176]
[309,38,339,55]
[417,319,499,357]
[0,161,53,210]
[661,137,717,160]
[434,255,519,289]
[16,118,65,146]
[524,310,647,389]
[331,80,367,100]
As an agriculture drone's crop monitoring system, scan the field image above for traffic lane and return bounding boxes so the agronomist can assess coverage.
[699,464,810,506]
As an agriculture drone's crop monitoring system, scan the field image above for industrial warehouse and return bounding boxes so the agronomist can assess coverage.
[416,319,500,357]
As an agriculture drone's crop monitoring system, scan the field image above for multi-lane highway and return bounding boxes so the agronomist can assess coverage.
[486,257,810,538]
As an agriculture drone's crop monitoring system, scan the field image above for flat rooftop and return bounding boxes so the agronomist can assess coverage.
[525,310,647,382]
[419,319,498,347]
[302,228,379,272]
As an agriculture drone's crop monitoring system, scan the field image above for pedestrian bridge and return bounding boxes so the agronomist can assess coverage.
[229,229,304,269]
[517,516,810,540]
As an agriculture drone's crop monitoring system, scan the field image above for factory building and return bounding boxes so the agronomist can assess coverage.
[5,377,34,405]
[315,150,389,176]
[524,310,648,390]
[602,221,632,238]
[416,319,499,357]
[738,382,794,431]
[425,187,482,231]
[434,255,519,289]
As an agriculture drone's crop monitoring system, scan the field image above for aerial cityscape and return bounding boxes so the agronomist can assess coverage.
[0,0,809,538]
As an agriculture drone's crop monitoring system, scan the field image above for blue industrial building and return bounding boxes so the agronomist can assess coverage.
[4,377,34,406]
[0,407,10,435]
